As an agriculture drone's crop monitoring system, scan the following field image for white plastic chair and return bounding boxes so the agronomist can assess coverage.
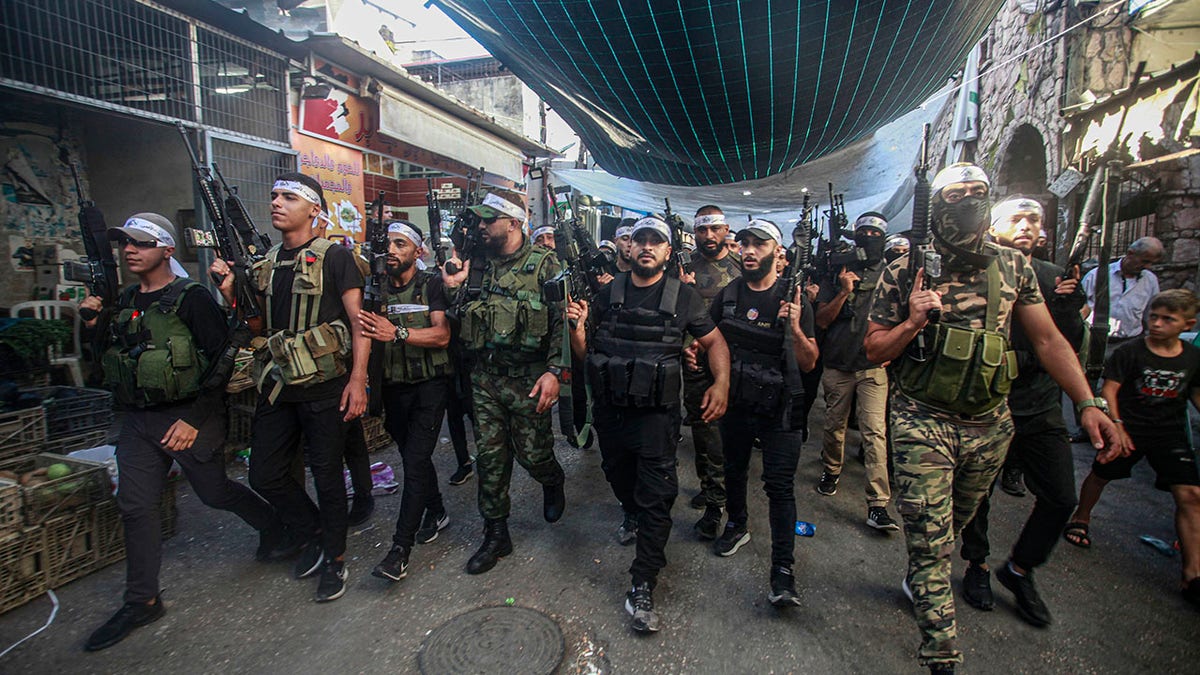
[9,301,84,386]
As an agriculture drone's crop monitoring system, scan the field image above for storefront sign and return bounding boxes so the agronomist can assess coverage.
[293,134,366,244]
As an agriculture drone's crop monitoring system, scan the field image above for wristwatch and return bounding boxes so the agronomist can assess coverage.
[546,365,564,382]
[1074,397,1110,416]
[393,325,410,343]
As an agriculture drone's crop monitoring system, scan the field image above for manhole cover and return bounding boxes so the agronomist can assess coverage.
[418,606,564,675]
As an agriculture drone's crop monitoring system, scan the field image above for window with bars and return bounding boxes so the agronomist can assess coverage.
[0,0,288,144]
[211,138,295,242]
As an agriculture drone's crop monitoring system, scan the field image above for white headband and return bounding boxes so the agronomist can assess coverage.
[482,192,526,221]
[990,197,1045,229]
[694,214,727,228]
[273,179,323,207]
[854,214,888,233]
[532,225,556,239]
[931,163,991,195]
[387,221,423,248]
[614,225,633,239]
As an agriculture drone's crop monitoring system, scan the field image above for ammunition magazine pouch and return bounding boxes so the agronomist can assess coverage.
[460,247,554,354]
[251,320,351,402]
[587,274,684,409]
[384,272,454,384]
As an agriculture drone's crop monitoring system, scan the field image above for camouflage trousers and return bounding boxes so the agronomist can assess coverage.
[683,365,725,507]
[891,395,1014,667]
[471,370,564,520]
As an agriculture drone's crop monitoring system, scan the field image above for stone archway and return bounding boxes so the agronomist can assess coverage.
[994,123,1059,257]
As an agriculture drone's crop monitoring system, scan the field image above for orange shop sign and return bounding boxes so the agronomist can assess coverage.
[294,134,366,245]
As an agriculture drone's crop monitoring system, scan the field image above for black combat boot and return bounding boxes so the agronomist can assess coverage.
[466,518,513,575]
[543,482,566,523]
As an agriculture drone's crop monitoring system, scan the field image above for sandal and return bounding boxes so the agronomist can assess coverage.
[1063,521,1091,548]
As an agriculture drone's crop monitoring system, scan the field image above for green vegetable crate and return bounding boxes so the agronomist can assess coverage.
[0,453,110,526]
[0,407,46,463]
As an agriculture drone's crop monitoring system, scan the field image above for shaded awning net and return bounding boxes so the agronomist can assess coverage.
[429,0,1004,186]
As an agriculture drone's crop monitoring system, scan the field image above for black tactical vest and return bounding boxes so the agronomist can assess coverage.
[717,278,796,420]
[586,273,684,408]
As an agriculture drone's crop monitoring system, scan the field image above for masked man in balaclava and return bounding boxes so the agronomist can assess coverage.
[863,163,1124,675]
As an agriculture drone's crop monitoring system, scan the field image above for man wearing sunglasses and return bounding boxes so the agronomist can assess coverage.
[864,163,1125,675]
[442,190,568,576]
[81,214,282,651]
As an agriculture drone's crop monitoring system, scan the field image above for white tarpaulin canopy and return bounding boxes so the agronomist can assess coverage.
[548,96,948,234]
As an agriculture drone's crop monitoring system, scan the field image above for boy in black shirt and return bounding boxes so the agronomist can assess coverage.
[1066,289,1200,605]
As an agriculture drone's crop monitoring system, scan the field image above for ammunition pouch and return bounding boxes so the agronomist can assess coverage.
[585,352,682,409]
[894,323,1017,415]
[252,320,351,400]
[383,275,454,384]
[587,273,684,409]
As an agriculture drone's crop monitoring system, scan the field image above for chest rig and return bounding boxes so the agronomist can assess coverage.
[586,274,684,408]
[384,271,453,384]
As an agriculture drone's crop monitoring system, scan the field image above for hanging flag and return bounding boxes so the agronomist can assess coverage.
[946,42,981,166]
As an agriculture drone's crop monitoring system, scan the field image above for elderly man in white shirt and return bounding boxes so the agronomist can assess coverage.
[1082,236,1164,351]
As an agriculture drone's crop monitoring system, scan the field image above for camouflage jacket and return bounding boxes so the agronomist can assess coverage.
[691,251,742,310]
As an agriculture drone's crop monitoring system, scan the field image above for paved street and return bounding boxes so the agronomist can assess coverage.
[1,400,1197,673]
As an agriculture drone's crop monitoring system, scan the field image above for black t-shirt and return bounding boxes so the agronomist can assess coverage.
[386,272,449,313]
[709,279,815,340]
[1104,338,1200,442]
[269,239,364,402]
[815,262,883,371]
[1009,257,1086,417]
[130,281,229,426]
[590,274,716,340]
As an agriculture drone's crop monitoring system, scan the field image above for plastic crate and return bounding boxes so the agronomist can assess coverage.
[93,484,179,570]
[0,454,110,526]
[41,427,109,455]
[0,479,20,537]
[0,528,46,616]
[0,407,47,463]
[43,507,97,588]
[27,386,113,438]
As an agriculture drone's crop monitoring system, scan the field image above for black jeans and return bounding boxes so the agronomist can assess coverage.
[117,405,276,603]
[383,378,450,548]
[250,395,351,560]
[344,417,372,499]
[445,381,473,468]
[720,409,803,569]
[960,410,1078,570]
[594,403,680,588]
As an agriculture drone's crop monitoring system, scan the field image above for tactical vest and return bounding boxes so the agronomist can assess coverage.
[893,260,1019,416]
[383,271,453,384]
[250,238,351,399]
[586,274,684,408]
[460,245,554,366]
[101,279,209,408]
[720,278,806,425]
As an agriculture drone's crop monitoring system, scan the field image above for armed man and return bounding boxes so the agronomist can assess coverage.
[443,190,567,575]
[684,205,741,540]
[613,219,635,273]
[211,172,369,603]
[355,220,455,583]
[702,219,818,607]
[532,224,557,250]
[567,215,729,633]
[956,196,1087,627]
[864,163,1125,675]
[81,214,283,650]
[814,212,899,533]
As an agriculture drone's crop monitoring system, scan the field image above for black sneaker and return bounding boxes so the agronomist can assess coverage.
[372,545,409,582]
[768,566,802,607]
[929,666,955,675]
[1000,466,1025,497]
[255,523,295,562]
[293,540,325,579]
[348,494,375,527]
[815,471,839,496]
[624,582,660,633]
[693,506,722,540]
[84,596,165,652]
[416,510,450,544]
[689,492,707,510]
[961,564,994,611]
[314,560,348,602]
[866,506,900,532]
[617,512,638,546]
[449,463,474,486]
[996,563,1052,627]
[713,522,750,557]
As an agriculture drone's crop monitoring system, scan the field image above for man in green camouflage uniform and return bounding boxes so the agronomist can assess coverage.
[685,205,741,539]
[443,190,567,575]
[864,163,1124,675]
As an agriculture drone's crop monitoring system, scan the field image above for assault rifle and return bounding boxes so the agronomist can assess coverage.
[907,123,941,361]
[779,194,817,304]
[362,191,388,415]
[775,197,818,431]
[448,169,487,313]
[663,198,693,279]
[63,162,119,323]
[425,179,451,267]
[214,163,271,261]
[814,184,867,281]
[175,123,263,324]
[545,184,607,302]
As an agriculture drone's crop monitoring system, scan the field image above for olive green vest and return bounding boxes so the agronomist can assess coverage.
[250,237,351,400]
[893,259,1019,416]
[102,279,210,408]
[383,271,453,384]
[460,245,554,361]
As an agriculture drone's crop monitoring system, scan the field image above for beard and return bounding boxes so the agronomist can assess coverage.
[387,257,415,277]
[741,263,770,283]
[698,239,723,259]
[633,258,666,278]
